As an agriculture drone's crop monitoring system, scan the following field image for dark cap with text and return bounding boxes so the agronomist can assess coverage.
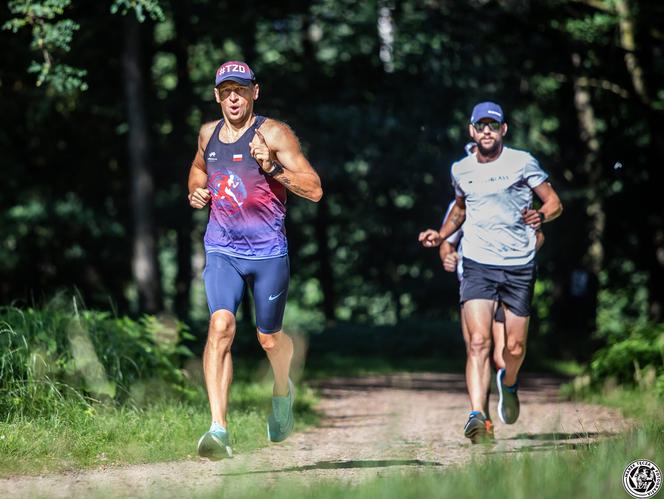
[470,102,505,123]
[215,61,255,87]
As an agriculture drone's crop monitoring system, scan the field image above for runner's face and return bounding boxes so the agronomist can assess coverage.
[214,82,259,122]
[468,118,507,156]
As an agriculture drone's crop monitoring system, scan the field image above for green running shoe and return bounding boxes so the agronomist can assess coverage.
[267,378,295,443]
[497,368,520,424]
[197,427,232,460]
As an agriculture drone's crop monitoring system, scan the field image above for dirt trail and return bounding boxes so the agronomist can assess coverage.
[1,373,630,498]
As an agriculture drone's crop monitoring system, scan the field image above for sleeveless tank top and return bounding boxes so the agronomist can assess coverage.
[203,115,288,259]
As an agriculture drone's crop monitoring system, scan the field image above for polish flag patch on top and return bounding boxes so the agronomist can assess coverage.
[232,154,243,162]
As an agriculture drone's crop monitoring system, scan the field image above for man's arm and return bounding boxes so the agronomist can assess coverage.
[419,196,466,248]
[535,230,545,251]
[522,182,563,230]
[187,122,216,209]
[439,241,460,272]
[249,119,323,202]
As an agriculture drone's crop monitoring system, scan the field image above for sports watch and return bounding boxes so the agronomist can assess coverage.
[265,161,283,177]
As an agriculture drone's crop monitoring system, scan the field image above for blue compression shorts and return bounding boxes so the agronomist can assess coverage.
[203,252,289,333]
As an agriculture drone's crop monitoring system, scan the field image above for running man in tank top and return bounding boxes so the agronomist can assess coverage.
[419,102,562,443]
[188,61,323,459]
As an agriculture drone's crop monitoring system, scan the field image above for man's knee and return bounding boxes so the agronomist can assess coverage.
[207,311,236,349]
[468,333,491,357]
[505,338,525,358]
[257,330,287,354]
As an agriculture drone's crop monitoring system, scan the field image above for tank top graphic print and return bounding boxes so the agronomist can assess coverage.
[203,116,287,259]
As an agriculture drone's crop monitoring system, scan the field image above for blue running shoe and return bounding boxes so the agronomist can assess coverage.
[463,411,494,444]
[267,378,295,443]
[197,427,232,460]
[497,368,520,424]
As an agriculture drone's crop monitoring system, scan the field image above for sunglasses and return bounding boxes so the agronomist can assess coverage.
[471,121,502,132]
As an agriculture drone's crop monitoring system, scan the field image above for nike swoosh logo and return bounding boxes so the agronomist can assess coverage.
[268,290,285,301]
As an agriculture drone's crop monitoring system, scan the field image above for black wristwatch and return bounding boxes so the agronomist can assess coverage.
[265,161,283,177]
[537,211,545,223]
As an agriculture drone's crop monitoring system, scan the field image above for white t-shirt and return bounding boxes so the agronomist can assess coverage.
[451,146,548,266]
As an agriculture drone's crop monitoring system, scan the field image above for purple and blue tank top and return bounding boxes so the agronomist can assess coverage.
[203,116,288,259]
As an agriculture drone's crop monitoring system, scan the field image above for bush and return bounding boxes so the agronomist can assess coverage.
[588,322,664,394]
[0,295,194,418]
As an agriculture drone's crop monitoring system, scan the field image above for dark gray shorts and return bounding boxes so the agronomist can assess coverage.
[460,257,536,317]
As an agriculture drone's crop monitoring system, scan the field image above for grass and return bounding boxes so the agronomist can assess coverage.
[0,378,319,477]
[199,387,663,499]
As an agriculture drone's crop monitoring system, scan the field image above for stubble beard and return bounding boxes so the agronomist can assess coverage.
[477,139,502,158]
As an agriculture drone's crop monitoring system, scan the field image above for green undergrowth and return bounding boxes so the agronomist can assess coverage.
[0,380,318,477]
[0,298,318,476]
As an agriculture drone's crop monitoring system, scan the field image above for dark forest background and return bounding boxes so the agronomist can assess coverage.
[2,0,663,364]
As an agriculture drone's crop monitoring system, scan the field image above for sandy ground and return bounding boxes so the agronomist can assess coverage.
[0,372,630,498]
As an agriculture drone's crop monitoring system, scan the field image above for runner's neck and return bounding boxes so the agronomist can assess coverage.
[220,114,256,143]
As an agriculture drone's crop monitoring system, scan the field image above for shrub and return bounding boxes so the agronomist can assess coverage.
[588,322,664,394]
[0,295,194,418]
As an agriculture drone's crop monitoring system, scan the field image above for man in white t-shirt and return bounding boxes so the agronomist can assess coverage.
[419,102,562,443]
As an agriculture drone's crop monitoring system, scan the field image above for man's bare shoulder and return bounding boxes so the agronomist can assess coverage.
[258,118,298,146]
[199,120,221,141]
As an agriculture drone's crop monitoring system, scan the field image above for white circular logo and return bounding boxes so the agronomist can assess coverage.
[623,459,662,498]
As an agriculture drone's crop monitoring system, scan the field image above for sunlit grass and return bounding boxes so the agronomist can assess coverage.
[0,381,318,477]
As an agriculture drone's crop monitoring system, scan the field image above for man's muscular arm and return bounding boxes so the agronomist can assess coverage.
[188,122,216,209]
[523,182,563,229]
[249,119,323,202]
[418,196,466,248]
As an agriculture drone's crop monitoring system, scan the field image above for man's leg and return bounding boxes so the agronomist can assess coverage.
[198,253,245,459]
[257,330,293,396]
[251,254,294,442]
[496,258,535,425]
[204,310,236,427]
[461,304,493,419]
[462,299,495,443]
[492,306,506,371]
[501,309,529,386]
[463,299,495,412]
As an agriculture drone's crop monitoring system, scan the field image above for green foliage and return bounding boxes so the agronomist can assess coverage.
[110,0,165,22]
[589,323,664,394]
[0,296,194,418]
[596,267,650,341]
[3,0,86,91]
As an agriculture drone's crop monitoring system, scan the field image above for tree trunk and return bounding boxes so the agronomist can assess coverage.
[172,0,194,320]
[554,51,605,357]
[615,0,664,321]
[123,16,162,314]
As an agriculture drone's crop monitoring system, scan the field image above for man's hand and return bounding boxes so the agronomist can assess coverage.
[189,187,211,209]
[249,129,272,172]
[418,229,442,248]
[443,252,460,273]
[522,208,543,230]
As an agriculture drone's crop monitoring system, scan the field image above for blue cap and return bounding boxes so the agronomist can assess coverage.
[470,102,505,123]
[215,61,255,87]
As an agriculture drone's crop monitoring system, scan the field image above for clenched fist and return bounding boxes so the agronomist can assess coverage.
[443,251,460,273]
[418,229,442,248]
[189,187,211,209]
